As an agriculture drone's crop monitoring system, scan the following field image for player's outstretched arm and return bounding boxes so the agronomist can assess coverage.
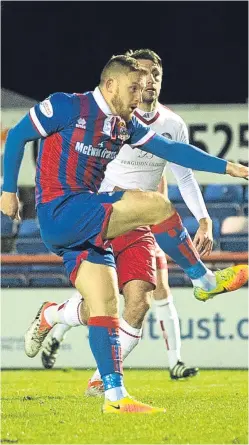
[0,114,41,220]
[137,133,248,179]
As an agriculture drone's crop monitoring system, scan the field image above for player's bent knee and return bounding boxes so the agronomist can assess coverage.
[137,299,151,316]
[123,281,153,321]
[75,261,119,317]
[124,299,151,326]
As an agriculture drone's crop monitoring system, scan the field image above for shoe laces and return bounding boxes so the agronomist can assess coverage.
[31,312,48,342]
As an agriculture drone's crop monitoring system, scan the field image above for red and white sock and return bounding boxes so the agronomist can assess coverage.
[90,317,142,382]
[44,291,85,327]
[119,317,142,360]
[154,295,181,369]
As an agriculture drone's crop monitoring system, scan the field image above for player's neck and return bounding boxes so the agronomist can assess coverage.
[139,100,158,113]
[98,85,117,116]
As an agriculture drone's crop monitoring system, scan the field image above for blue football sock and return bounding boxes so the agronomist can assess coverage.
[88,316,124,391]
[153,212,207,279]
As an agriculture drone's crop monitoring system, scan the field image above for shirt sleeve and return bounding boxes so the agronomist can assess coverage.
[169,164,210,221]
[129,116,156,147]
[140,132,227,174]
[29,92,78,137]
[2,93,79,193]
[3,114,42,192]
[178,119,189,144]
[168,118,209,220]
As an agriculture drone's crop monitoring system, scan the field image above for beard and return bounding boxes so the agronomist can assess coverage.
[111,90,131,121]
[142,90,158,105]
[111,90,123,114]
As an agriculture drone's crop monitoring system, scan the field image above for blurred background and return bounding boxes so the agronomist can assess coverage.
[1,1,248,370]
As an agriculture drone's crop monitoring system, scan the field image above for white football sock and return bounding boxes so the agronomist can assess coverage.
[154,295,181,369]
[105,386,128,402]
[51,324,72,342]
[44,291,85,327]
[192,269,216,291]
[119,317,142,360]
[90,317,142,383]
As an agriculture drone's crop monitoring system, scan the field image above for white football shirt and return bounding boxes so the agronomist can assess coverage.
[100,103,188,192]
[99,103,209,221]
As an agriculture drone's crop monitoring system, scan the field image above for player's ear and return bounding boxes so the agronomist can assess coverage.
[106,78,116,93]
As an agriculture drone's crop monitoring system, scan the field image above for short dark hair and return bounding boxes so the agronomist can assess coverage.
[100,54,149,84]
[125,49,162,69]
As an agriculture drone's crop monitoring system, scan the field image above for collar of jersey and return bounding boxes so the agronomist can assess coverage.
[93,87,113,116]
[135,107,159,120]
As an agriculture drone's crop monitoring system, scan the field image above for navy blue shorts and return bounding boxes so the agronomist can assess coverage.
[37,191,124,284]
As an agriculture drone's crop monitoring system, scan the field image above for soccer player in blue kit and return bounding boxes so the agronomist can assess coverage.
[1,54,248,414]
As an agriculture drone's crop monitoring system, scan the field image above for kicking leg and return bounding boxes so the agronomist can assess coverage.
[102,190,248,301]
[152,215,248,301]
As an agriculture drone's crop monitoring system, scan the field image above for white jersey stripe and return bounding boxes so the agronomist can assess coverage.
[29,107,48,137]
[130,129,155,147]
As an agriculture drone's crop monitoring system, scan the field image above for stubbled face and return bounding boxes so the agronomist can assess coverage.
[110,71,146,121]
[137,58,162,105]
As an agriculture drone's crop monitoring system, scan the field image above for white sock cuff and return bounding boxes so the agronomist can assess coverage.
[120,318,142,338]
[64,294,85,327]
[154,295,173,306]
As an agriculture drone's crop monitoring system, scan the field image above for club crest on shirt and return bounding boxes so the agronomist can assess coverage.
[162,132,172,140]
[102,116,130,142]
[117,120,130,142]
[39,99,53,118]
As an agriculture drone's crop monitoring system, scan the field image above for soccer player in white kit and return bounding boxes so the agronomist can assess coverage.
[41,49,216,386]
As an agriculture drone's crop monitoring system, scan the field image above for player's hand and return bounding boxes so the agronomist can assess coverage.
[226,161,249,180]
[0,191,21,221]
[193,217,213,257]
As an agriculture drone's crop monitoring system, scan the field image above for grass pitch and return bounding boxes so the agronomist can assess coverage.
[1,369,248,444]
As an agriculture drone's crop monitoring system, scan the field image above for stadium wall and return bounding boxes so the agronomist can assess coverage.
[1,287,248,369]
[1,104,248,186]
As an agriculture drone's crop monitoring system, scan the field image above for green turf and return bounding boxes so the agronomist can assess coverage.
[1,369,248,444]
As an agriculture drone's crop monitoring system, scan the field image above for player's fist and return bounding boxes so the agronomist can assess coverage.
[226,161,249,180]
[0,191,21,221]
